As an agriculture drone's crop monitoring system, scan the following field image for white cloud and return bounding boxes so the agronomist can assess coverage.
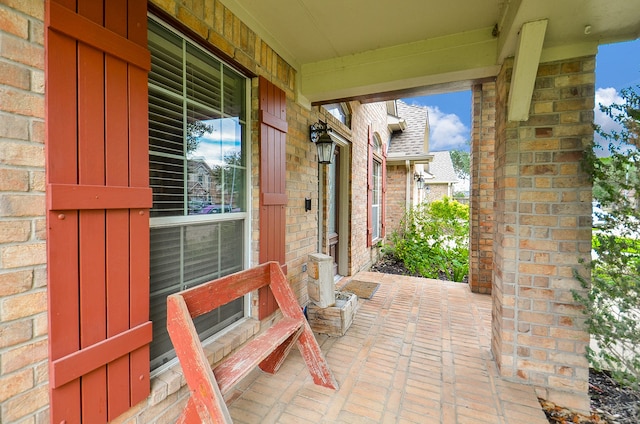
[594,87,630,157]
[425,106,469,151]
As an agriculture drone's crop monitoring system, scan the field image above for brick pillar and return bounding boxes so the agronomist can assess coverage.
[469,82,496,294]
[492,56,594,412]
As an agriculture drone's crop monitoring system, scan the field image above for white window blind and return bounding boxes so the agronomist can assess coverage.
[148,19,248,369]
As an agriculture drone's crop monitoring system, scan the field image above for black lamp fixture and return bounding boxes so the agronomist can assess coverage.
[414,172,425,190]
[309,121,336,164]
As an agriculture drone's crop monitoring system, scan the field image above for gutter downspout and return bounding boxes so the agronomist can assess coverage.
[405,160,411,212]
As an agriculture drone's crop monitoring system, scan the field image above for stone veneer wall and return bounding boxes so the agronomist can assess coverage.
[469,82,496,294]
[492,56,594,412]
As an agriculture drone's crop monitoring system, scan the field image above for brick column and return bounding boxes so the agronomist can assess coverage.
[492,56,594,412]
[469,82,496,294]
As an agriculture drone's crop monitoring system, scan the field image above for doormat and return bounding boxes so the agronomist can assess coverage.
[339,280,380,300]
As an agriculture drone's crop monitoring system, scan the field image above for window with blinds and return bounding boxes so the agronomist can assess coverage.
[148,19,248,370]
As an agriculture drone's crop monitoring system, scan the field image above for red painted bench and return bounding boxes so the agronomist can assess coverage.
[167,261,338,423]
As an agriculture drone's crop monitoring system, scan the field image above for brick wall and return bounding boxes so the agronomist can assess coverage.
[385,163,408,236]
[347,102,390,273]
[0,1,48,423]
[423,183,450,203]
[469,82,496,293]
[492,56,593,412]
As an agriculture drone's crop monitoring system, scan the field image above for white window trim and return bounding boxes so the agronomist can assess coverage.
[147,15,253,373]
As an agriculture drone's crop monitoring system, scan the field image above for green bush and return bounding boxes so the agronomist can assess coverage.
[574,85,640,390]
[390,197,469,282]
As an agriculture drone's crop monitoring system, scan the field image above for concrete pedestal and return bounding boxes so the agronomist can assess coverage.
[307,253,334,308]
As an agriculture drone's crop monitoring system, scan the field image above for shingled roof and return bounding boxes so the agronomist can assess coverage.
[426,151,458,184]
[388,100,429,156]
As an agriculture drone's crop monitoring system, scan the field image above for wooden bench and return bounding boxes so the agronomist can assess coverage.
[167,261,338,423]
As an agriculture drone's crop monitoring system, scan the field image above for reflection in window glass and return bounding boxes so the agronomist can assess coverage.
[148,18,247,370]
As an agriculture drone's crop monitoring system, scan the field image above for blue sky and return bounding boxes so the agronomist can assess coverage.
[402,38,640,152]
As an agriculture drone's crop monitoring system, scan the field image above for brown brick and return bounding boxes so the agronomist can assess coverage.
[1,339,47,374]
[0,368,33,403]
[518,263,556,275]
[0,60,30,90]
[30,18,44,45]
[1,384,49,422]
[0,168,29,191]
[1,0,45,20]
[0,270,32,296]
[0,34,44,69]
[177,5,208,39]
[0,7,29,38]
[520,164,557,176]
[30,170,45,192]
[0,194,45,216]
[0,220,30,243]
[0,112,30,141]
[561,61,582,74]
[30,119,45,143]
[0,319,32,349]
[0,86,44,118]
[1,289,47,321]
[534,126,553,137]
[519,191,558,202]
[1,242,46,268]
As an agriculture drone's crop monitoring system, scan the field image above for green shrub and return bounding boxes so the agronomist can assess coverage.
[574,85,640,390]
[390,197,469,282]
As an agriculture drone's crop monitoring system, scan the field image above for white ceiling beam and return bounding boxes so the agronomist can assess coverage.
[508,19,548,122]
[300,28,499,104]
[496,0,524,63]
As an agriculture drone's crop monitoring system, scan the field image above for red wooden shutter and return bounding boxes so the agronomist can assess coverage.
[258,76,288,319]
[366,126,374,247]
[381,143,387,238]
[45,1,152,422]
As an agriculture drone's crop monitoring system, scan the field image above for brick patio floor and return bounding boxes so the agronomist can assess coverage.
[226,272,549,423]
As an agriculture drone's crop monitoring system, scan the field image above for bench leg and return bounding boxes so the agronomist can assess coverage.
[177,395,232,424]
[297,323,339,390]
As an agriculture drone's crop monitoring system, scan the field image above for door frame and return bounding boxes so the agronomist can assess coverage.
[318,132,350,277]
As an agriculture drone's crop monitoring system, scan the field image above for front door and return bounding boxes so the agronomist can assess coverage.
[327,146,340,276]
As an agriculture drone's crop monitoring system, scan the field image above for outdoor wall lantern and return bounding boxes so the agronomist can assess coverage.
[414,172,425,190]
[309,121,336,164]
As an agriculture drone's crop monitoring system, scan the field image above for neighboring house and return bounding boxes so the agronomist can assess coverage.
[0,1,636,422]
[186,158,213,211]
[385,101,459,234]
[421,151,459,202]
[385,100,433,232]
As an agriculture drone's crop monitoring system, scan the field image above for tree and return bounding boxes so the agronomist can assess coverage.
[450,149,470,180]
[574,85,640,390]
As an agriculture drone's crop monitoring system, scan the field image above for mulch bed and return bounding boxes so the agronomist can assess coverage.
[540,370,639,423]
[370,254,640,424]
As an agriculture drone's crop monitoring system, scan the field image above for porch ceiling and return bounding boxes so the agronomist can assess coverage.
[220,0,640,104]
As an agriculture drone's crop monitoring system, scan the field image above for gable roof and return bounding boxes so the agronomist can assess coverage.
[426,151,458,184]
[388,100,429,157]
